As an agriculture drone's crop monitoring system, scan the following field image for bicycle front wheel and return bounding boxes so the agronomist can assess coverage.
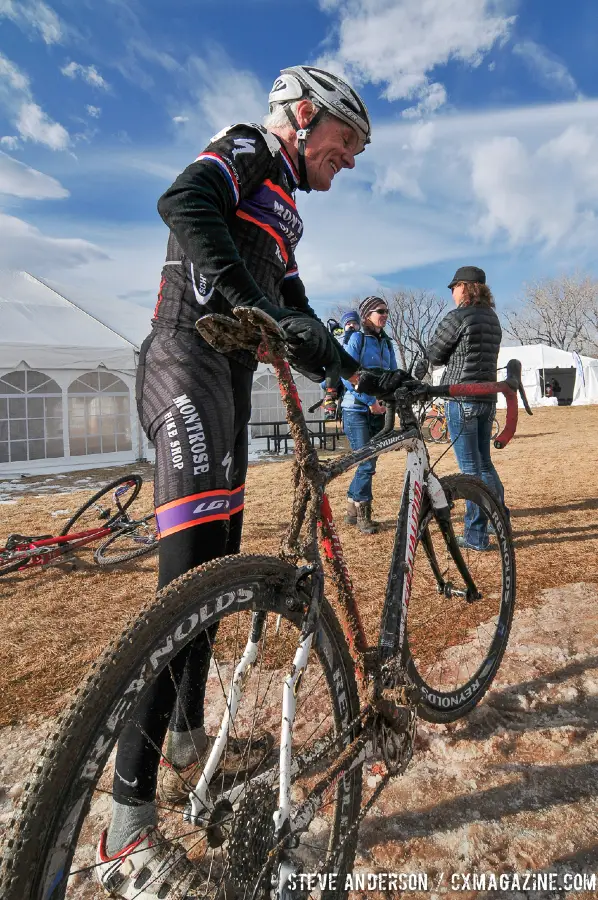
[94,513,158,566]
[406,474,515,723]
[0,555,362,900]
[59,474,143,536]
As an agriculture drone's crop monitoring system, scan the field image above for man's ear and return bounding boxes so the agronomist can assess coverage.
[295,99,318,129]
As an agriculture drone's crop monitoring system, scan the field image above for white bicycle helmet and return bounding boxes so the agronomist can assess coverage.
[268,65,371,191]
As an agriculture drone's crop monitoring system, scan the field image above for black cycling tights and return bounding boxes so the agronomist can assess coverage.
[113,328,252,805]
[112,515,242,804]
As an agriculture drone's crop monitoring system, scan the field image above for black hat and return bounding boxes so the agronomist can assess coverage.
[447,266,486,289]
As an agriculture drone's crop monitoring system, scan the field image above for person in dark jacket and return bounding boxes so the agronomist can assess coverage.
[341,295,397,533]
[422,265,506,551]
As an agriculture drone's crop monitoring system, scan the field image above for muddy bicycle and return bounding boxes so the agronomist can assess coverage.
[0,307,531,899]
[0,474,158,576]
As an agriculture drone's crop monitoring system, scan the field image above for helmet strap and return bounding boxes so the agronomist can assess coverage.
[284,104,325,193]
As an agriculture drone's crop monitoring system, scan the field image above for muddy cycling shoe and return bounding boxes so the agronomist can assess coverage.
[158,732,274,804]
[96,826,202,898]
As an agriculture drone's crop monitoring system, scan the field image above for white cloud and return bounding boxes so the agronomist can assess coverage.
[0,211,106,272]
[86,104,101,118]
[0,151,68,198]
[0,0,63,44]
[0,135,19,150]
[363,97,598,262]
[16,102,69,150]
[513,40,581,99]
[0,52,70,149]
[0,54,30,92]
[61,61,110,90]
[402,82,447,119]
[182,50,266,137]
[172,115,189,124]
[318,0,515,112]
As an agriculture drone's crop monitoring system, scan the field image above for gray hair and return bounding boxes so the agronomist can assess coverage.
[263,99,330,131]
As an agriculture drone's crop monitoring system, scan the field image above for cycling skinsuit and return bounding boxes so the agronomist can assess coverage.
[114,123,314,805]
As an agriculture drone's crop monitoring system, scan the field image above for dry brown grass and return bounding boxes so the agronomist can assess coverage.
[1,405,597,727]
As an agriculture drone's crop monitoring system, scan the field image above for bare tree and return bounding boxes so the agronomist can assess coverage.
[326,289,449,369]
[384,288,449,370]
[504,273,598,355]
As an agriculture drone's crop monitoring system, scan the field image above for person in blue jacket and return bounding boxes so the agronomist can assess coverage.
[341,295,396,533]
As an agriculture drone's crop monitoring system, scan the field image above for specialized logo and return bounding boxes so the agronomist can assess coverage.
[222,451,232,480]
[232,137,256,158]
[115,770,138,789]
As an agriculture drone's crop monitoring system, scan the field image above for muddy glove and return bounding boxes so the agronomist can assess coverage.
[279,316,341,379]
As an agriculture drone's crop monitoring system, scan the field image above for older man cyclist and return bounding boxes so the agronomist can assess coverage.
[95,66,397,899]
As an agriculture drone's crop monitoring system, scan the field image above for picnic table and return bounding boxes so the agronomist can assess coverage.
[250,419,339,454]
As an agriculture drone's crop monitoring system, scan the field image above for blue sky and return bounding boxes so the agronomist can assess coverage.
[1,0,598,342]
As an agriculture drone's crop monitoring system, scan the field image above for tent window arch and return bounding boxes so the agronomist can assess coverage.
[0,370,63,463]
[68,371,132,456]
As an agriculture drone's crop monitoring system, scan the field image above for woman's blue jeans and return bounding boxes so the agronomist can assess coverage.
[445,400,509,549]
[342,409,384,502]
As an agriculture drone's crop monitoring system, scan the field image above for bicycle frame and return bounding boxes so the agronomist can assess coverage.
[1,527,115,571]
[1,484,143,572]
[191,308,523,860]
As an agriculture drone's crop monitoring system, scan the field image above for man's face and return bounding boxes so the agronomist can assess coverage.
[304,116,362,192]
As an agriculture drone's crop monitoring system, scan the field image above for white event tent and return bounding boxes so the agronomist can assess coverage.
[432,342,598,408]
[496,344,598,408]
[0,270,149,475]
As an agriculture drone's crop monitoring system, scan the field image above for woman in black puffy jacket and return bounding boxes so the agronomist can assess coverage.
[422,266,507,551]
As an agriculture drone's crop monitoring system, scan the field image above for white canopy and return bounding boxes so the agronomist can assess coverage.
[497,344,598,407]
[432,343,598,407]
[0,271,145,475]
[0,270,139,370]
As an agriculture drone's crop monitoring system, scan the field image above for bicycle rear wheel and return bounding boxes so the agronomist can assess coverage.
[59,475,143,536]
[0,555,362,900]
[405,474,515,723]
[94,513,158,566]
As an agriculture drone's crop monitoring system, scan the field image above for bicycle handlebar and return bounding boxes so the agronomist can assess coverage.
[359,357,532,449]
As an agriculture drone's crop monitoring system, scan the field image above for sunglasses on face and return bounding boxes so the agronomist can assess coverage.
[372,308,389,315]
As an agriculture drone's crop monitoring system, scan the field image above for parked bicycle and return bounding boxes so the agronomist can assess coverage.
[421,399,500,444]
[0,307,532,900]
[0,475,158,576]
